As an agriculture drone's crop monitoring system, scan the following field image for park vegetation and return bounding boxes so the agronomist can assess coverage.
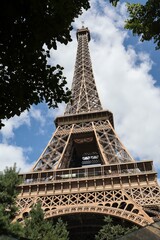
[0,166,69,240]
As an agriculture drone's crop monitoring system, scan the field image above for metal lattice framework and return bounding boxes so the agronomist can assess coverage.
[16,163,160,225]
[32,118,134,171]
[15,27,160,227]
[16,190,153,226]
[64,28,102,115]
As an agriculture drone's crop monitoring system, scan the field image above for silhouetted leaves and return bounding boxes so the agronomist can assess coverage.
[0,0,90,128]
[109,0,160,50]
[125,1,160,50]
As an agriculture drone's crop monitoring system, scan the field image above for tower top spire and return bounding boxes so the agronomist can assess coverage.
[65,27,102,115]
[76,26,91,41]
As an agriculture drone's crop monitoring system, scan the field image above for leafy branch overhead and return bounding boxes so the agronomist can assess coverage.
[110,0,160,49]
[1,0,159,128]
[125,1,160,49]
[0,0,90,128]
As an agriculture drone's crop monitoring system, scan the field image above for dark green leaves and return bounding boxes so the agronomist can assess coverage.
[109,0,160,50]
[125,1,160,50]
[0,167,69,239]
[0,0,90,128]
[24,203,69,240]
[0,165,23,236]
[95,216,138,240]
[109,0,119,7]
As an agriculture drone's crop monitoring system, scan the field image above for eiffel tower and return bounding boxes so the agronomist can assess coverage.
[16,27,160,236]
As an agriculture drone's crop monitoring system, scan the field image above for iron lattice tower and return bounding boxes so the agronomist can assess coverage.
[16,27,160,230]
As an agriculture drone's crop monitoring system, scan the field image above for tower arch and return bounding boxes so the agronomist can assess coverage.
[44,205,151,227]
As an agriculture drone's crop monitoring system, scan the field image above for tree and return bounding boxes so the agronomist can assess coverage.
[0,165,23,237]
[110,0,160,50]
[125,1,160,50]
[24,203,69,240]
[0,0,90,128]
[95,216,138,240]
[52,218,69,240]
[0,167,69,239]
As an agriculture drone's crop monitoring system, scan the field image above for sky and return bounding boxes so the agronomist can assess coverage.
[0,0,160,176]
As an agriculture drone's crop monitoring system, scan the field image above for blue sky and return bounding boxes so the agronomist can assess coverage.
[0,0,160,176]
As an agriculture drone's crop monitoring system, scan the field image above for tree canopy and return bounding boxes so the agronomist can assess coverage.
[24,203,69,240]
[0,165,23,237]
[0,0,90,128]
[125,1,160,50]
[110,0,160,50]
[1,0,159,128]
[95,216,138,240]
[0,166,69,239]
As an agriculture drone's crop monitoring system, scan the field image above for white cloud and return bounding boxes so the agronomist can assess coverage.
[49,0,160,170]
[47,102,67,119]
[0,107,45,171]
[0,144,32,172]
[30,106,46,126]
[1,111,30,142]
[0,106,46,142]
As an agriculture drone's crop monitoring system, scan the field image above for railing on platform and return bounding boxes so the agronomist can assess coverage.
[19,160,155,185]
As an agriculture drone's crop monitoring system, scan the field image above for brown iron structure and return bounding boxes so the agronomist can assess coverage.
[16,27,160,230]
